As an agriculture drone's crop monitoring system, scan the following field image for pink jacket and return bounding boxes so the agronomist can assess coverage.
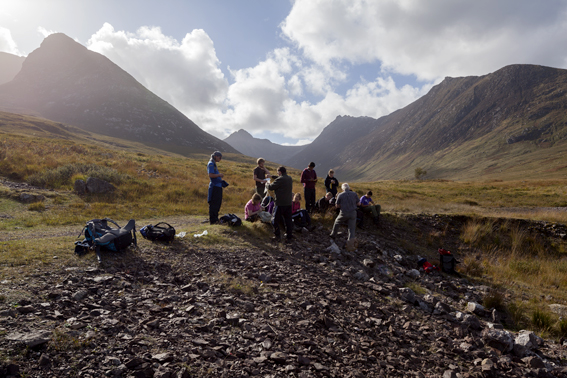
[245,200,261,220]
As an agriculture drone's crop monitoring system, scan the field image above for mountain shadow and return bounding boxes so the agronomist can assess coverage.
[0,33,236,155]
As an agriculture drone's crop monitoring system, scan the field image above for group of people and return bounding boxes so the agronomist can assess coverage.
[207,151,381,244]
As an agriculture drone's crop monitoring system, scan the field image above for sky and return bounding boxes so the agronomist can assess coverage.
[1,0,567,145]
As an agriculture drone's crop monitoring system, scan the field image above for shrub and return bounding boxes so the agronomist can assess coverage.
[28,202,46,212]
[460,255,484,277]
[509,260,540,276]
[558,318,567,337]
[27,163,128,188]
[507,301,528,328]
[532,308,553,331]
[482,289,506,312]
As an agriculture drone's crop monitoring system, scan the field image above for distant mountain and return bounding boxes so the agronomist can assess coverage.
[286,64,567,181]
[0,52,25,85]
[224,129,305,164]
[0,33,236,154]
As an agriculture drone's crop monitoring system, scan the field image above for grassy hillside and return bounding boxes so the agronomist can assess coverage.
[2,115,567,343]
[0,112,310,228]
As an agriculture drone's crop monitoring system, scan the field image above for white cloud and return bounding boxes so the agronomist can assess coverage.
[37,26,56,38]
[281,0,567,81]
[86,23,229,134]
[81,22,426,142]
[0,26,21,55]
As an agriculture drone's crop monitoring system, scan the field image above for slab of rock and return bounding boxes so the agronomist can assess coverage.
[19,192,45,203]
[86,177,115,194]
[482,328,514,353]
[6,330,52,348]
[74,179,86,195]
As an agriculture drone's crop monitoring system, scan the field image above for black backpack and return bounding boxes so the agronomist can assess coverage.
[75,218,137,263]
[140,222,176,242]
[220,213,242,226]
[438,248,459,274]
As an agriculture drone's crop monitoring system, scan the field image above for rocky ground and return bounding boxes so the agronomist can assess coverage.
[1,212,567,378]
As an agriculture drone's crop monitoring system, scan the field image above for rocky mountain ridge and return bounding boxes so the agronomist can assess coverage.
[224,129,305,164]
[1,210,567,377]
[0,52,24,86]
[284,65,567,181]
[0,33,235,155]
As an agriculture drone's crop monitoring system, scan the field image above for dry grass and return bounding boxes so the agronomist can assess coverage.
[2,124,567,338]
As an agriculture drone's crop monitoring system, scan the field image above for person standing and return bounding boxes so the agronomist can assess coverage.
[300,162,317,213]
[359,190,381,225]
[207,151,224,224]
[253,158,271,196]
[330,183,361,242]
[267,166,294,242]
[324,169,339,198]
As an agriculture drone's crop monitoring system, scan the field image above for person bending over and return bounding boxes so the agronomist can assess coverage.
[291,193,312,229]
[330,183,360,242]
[244,193,263,222]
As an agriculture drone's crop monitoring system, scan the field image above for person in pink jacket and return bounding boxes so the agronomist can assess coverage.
[244,193,262,222]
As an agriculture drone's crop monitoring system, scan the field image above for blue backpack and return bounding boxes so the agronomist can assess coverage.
[75,218,137,263]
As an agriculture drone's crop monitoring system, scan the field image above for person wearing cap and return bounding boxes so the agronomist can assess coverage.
[300,162,317,213]
[207,151,224,224]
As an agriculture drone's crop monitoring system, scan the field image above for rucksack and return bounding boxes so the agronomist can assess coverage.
[219,213,242,226]
[75,218,137,263]
[438,248,459,274]
[140,222,176,242]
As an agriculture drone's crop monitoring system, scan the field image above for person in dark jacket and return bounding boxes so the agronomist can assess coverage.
[253,158,271,196]
[324,169,339,198]
[267,166,294,242]
[315,191,334,213]
[300,162,317,213]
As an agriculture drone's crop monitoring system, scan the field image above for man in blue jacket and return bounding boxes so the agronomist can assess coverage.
[207,151,224,224]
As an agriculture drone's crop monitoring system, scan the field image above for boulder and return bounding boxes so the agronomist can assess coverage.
[399,287,416,305]
[482,328,515,353]
[19,192,45,203]
[74,179,86,195]
[86,177,115,194]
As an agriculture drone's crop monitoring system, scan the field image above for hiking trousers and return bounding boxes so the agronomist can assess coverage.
[208,186,223,224]
[330,210,356,241]
[272,205,293,239]
[361,204,380,219]
[304,188,316,213]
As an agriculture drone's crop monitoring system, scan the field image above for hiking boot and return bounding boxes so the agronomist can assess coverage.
[272,236,281,243]
[373,217,380,226]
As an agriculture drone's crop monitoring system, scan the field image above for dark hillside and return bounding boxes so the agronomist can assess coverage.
[288,64,567,181]
[0,33,236,155]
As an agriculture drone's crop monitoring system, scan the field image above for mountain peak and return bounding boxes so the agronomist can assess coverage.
[232,129,253,138]
[0,33,236,154]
